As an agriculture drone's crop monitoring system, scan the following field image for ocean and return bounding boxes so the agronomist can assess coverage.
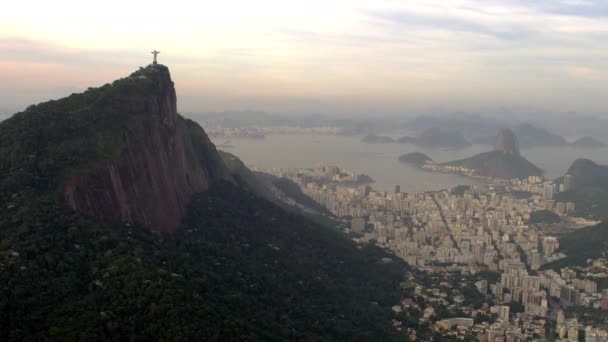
[216,134,608,193]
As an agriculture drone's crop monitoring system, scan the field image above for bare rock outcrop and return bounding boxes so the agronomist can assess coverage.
[63,65,231,232]
[495,128,520,156]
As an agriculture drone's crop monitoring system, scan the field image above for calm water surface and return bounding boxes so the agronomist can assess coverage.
[216,135,608,193]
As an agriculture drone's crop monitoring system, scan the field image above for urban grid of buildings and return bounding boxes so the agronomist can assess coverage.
[260,165,607,341]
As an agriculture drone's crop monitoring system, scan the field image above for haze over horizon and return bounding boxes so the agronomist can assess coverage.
[2,0,608,117]
[4,3,608,340]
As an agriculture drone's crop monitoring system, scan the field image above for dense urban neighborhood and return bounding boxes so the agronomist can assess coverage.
[261,165,607,341]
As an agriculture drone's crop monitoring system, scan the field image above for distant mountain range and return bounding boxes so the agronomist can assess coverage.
[474,123,607,149]
[572,136,607,149]
[400,129,542,180]
[473,123,567,148]
[190,110,377,135]
[409,116,606,149]
[187,110,608,149]
[361,133,395,144]
[407,114,505,137]
[541,115,608,142]
[363,127,471,149]
[398,127,471,149]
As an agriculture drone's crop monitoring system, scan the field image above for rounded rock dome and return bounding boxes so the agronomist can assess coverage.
[495,129,520,155]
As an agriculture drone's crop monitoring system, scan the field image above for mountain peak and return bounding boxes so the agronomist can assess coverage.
[63,66,232,232]
[1,65,231,232]
[495,128,520,156]
[438,129,541,179]
[566,158,608,188]
[131,63,171,78]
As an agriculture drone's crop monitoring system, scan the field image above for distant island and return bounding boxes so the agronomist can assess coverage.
[340,174,375,187]
[473,123,567,148]
[398,152,434,167]
[400,129,543,180]
[513,123,568,147]
[363,127,471,149]
[471,124,608,150]
[398,127,471,149]
[572,136,607,149]
[361,133,395,144]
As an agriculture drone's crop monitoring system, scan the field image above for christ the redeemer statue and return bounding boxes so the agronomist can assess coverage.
[151,50,160,64]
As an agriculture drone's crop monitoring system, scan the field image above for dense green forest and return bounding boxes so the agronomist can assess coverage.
[544,221,608,269]
[0,66,174,201]
[0,65,415,340]
[0,182,413,340]
[556,159,608,221]
[529,210,561,224]
[557,190,608,221]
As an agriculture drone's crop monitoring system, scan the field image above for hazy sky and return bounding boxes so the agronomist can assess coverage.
[1,0,607,116]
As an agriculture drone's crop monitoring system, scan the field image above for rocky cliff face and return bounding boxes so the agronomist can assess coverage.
[443,151,542,179]
[442,128,541,179]
[63,65,231,232]
[495,129,520,156]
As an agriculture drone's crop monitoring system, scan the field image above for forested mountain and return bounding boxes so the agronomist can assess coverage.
[556,159,608,220]
[441,129,542,179]
[0,65,412,340]
[545,221,608,269]
[442,151,542,179]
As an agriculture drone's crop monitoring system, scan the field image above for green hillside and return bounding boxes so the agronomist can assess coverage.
[529,210,561,224]
[399,152,434,167]
[0,66,175,199]
[555,159,608,220]
[557,190,608,221]
[442,150,542,179]
[0,66,415,340]
[544,221,608,269]
[0,182,411,340]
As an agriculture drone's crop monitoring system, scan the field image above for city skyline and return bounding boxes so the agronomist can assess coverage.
[2,0,608,116]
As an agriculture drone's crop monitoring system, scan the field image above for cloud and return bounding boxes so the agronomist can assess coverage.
[1,1,608,116]
[363,9,533,41]
[509,0,608,18]
[564,65,607,80]
[0,37,205,68]
[272,27,415,48]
